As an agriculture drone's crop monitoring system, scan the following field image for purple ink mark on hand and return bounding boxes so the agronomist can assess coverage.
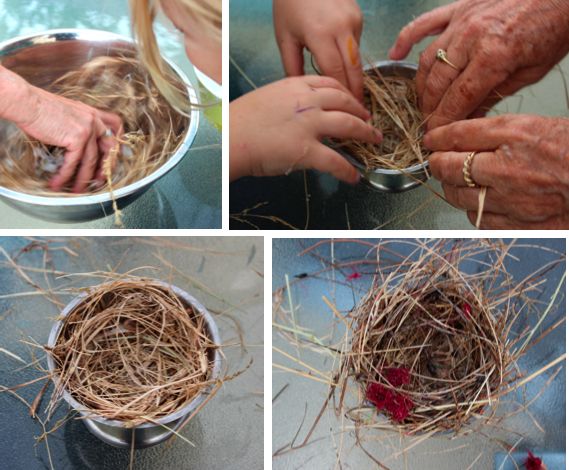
[296,106,316,114]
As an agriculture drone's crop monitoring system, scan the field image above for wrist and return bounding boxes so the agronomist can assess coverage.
[0,66,37,127]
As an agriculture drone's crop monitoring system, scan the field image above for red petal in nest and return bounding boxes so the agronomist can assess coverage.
[366,382,414,422]
[366,383,393,410]
[385,367,411,387]
[346,272,362,281]
[462,302,472,318]
[525,451,543,470]
[385,393,414,422]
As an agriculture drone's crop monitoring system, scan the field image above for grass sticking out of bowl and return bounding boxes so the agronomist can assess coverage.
[336,68,429,171]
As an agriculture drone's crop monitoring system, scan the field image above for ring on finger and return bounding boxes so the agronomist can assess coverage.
[436,49,459,71]
[463,151,479,188]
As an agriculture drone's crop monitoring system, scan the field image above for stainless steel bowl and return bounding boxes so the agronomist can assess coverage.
[341,60,430,193]
[46,280,221,449]
[0,29,200,222]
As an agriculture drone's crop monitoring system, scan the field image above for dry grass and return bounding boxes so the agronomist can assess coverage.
[335,70,429,171]
[0,56,189,196]
[46,278,217,427]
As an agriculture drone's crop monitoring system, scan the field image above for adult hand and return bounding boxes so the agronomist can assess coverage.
[0,66,122,193]
[230,75,382,183]
[20,87,123,193]
[273,0,364,101]
[390,0,569,129]
[425,114,569,229]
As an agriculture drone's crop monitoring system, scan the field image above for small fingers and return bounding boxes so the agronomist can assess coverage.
[279,39,305,76]
[309,40,349,91]
[314,87,369,121]
[337,35,364,102]
[317,111,382,144]
[301,74,352,95]
[389,4,456,60]
[309,144,360,184]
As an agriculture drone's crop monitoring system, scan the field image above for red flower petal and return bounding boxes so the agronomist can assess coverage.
[366,383,393,410]
[346,272,362,281]
[525,451,543,470]
[385,367,411,387]
[386,393,414,422]
[462,302,472,318]
[366,382,414,422]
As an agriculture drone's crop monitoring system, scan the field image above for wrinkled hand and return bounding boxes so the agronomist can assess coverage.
[273,0,364,101]
[230,75,382,183]
[425,114,569,229]
[390,0,569,129]
[17,86,123,193]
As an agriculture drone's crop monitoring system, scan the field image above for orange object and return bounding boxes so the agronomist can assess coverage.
[347,37,358,66]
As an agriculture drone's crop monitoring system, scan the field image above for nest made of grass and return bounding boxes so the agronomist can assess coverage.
[47,278,217,427]
[336,241,542,436]
[335,69,429,171]
[0,55,189,196]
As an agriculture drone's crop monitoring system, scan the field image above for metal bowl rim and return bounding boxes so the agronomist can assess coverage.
[46,279,221,429]
[0,28,200,206]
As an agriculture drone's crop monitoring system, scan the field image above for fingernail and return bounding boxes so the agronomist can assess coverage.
[375,129,383,142]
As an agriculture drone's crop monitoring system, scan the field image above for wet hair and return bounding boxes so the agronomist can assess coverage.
[129,0,221,113]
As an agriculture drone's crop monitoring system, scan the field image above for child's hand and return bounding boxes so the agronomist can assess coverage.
[273,0,364,102]
[229,76,382,183]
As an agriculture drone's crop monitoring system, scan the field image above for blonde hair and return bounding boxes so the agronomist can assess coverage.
[130,0,222,114]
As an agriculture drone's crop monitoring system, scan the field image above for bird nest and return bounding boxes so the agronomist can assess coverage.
[0,56,189,196]
[335,240,562,438]
[335,69,429,171]
[46,278,217,427]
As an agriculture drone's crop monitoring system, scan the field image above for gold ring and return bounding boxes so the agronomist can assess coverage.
[463,151,478,188]
[436,49,459,71]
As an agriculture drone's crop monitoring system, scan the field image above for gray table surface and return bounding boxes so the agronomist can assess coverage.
[272,238,566,469]
[0,0,221,229]
[230,0,569,230]
[0,236,263,469]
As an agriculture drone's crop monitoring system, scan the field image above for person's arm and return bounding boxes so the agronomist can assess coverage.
[0,65,35,125]
[229,75,382,183]
[273,0,364,102]
[0,64,122,193]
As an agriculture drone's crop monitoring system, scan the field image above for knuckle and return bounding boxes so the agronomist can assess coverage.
[325,61,346,77]
[463,21,481,40]
[75,126,90,142]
